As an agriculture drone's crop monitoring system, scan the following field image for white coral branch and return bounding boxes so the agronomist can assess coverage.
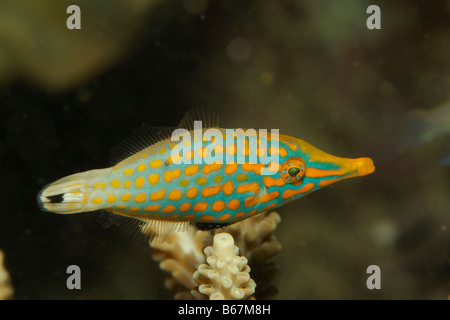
[148,212,281,299]
[193,233,256,300]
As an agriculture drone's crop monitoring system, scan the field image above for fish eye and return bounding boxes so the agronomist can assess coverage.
[281,157,306,184]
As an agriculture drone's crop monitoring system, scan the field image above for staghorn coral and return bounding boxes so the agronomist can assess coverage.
[192,233,256,300]
[148,211,281,299]
[222,211,282,299]
[0,250,13,300]
[150,225,212,299]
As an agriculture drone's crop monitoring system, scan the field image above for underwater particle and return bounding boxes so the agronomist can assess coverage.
[371,220,398,247]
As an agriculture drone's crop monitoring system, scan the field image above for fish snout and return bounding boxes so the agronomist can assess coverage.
[353,157,375,177]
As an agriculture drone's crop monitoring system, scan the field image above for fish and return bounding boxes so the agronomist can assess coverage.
[37,109,375,241]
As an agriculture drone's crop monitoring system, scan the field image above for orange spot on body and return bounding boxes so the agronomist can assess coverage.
[259,191,280,203]
[164,169,181,183]
[124,168,134,175]
[236,174,248,182]
[268,162,280,173]
[148,173,159,185]
[93,182,106,190]
[223,180,234,196]
[227,199,240,210]
[168,189,182,201]
[106,194,117,204]
[202,163,223,175]
[124,180,132,189]
[248,209,258,217]
[144,205,160,212]
[193,202,208,212]
[236,182,260,194]
[183,214,195,220]
[197,147,209,158]
[225,163,238,175]
[110,179,121,189]
[201,185,221,197]
[287,142,298,151]
[212,200,225,212]
[150,159,162,169]
[121,193,131,202]
[200,215,215,222]
[241,163,265,175]
[244,197,258,207]
[129,206,140,212]
[179,179,189,187]
[134,193,147,203]
[116,204,127,209]
[256,146,266,157]
[196,177,207,185]
[137,163,146,172]
[92,197,103,205]
[162,205,176,213]
[261,202,277,212]
[279,147,288,157]
[282,182,315,200]
[186,187,198,198]
[241,144,250,156]
[219,213,232,221]
[214,144,224,154]
[185,165,199,176]
[167,153,182,164]
[262,176,286,188]
[185,150,194,161]
[226,144,237,156]
[235,211,245,219]
[269,147,279,156]
[179,203,191,212]
[135,177,145,188]
[150,189,165,201]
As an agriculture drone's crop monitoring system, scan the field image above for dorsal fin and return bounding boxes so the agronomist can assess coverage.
[109,109,220,165]
[109,126,176,165]
[177,108,220,130]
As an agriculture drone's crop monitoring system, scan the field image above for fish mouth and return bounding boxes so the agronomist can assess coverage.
[354,157,375,177]
[337,156,375,179]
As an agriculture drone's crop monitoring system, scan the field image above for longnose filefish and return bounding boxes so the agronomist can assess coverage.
[38,110,375,241]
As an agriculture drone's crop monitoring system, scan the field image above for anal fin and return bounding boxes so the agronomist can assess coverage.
[140,219,190,243]
[98,210,190,243]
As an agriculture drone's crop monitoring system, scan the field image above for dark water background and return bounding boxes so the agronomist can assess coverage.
[0,0,449,299]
